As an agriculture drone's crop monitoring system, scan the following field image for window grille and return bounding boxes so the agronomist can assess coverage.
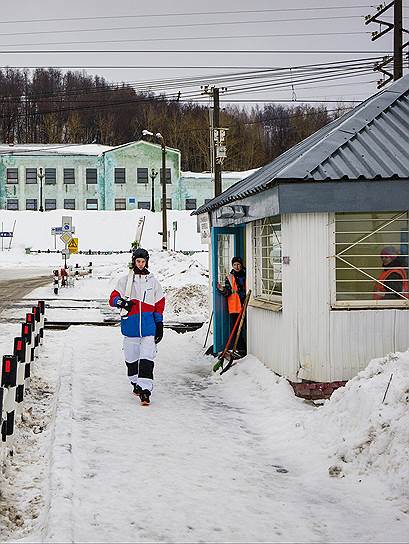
[115,198,127,210]
[160,168,171,184]
[217,234,235,285]
[64,199,75,210]
[86,199,98,210]
[7,168,18,184]
[6,199,18,210]
[25,168,37,184]
[138,201,150,209]
[334,211,409,305]
[63,168,75,184]
[26,199,38,211]
[45,168,56,184]
[185,198,197,210]
[253,216,282,301]
[137,168,149,183]
[45,199,56,211]
[86,168,97,184]
[115,168,126,184]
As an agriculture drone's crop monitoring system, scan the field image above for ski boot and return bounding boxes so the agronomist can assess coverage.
[139,389,151,406]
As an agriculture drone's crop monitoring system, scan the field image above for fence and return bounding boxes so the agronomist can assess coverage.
[0,301,45,464]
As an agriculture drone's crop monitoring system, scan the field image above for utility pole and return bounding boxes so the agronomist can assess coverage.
[365,0,408,87]
[159,136,168,251]
[201,85,228,198]
[394,0,403,80]
[38,167,44,212]
[150,168,158,212]
[213,87,221,197]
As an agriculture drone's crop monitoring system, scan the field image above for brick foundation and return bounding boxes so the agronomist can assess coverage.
[289,379,347,400]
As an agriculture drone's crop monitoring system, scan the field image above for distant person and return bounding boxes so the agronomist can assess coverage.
[109,248,165,405]
[373,246,408,300]
[218,256,247,354]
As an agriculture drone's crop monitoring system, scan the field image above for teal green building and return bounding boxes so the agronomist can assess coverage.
[0,141,252,211]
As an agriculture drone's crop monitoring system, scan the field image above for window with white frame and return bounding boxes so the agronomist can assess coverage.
[253,216,282,302]
[217,233,235,285]
[45,199,56,211]
[63,168,75,184]
[86,198,98,210]
[26,198,38,211]
[7,199,18,210]
[45,168,56,184]
[6,168,18,184]
[334,211,409,305]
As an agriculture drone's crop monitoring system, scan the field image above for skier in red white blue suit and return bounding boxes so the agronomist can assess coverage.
[109,248,165,405]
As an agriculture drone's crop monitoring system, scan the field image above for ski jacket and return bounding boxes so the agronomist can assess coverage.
[373,267,409,300]
[109,271,165,337]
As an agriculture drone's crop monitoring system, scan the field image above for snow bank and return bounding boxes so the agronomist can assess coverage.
[316,350,409,505]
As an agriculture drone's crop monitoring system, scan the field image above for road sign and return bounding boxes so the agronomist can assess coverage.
[52,226,74,235]
[67,237,78,254]
[62,216,73,232]
[60,232,72,244]
[0,232,13,238]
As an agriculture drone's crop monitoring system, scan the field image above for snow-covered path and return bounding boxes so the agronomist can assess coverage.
[32,325,406,543]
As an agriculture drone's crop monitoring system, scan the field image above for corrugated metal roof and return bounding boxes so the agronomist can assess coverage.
[194,75,409,215]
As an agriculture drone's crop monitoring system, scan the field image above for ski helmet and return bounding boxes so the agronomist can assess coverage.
[132,247,149,267]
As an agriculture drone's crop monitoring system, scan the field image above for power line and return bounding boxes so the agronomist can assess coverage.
[0,32,370,49]
[0,49,394,54]
[0,6,376,26]
[0,16,371,39]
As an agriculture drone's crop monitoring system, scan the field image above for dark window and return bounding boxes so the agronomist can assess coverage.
[86,168,97,184]
[137,168,149,183]
[6,199,18,210]
[45,199,56,211]
[160,168,171,184]
[161,198,172,210]
[64,199,75,210]
[25,168,37,184]
[205,199,212,205]
[45,168,56,185]
[63,168,75,184]
[185,199,197,210]
[115,198,126,210]
[6,168,18,184]
[115,168,126,184]
[26,199,38,211]
[86,199,98,210]
[138,201,151,210]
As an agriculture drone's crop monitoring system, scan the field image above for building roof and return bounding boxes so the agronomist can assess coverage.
[0,140,181,157]
[194,74,409,215]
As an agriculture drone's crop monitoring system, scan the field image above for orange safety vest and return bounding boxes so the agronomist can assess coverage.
[227,273,243,314]
[373,268,409,300]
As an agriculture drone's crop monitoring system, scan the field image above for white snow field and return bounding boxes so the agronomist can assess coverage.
[1,210,409,542]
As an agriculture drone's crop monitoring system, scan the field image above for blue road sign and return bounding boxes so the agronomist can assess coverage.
[0,232,13,238]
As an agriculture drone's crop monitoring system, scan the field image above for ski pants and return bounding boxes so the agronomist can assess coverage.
[123,335,156,392]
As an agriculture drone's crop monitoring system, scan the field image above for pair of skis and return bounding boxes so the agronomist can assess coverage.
[213,290,251,374]
[120,217,146,318]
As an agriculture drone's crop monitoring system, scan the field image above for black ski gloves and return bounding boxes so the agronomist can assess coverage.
[116,297,134,312]
[155,322,164,344]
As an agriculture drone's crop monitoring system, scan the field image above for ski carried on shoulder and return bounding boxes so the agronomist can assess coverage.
[120,217,146,318]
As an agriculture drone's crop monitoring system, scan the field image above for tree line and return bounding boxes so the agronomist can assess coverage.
[0,67,349,172]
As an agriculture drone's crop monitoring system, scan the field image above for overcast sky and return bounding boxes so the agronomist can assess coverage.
[0,0,408,107]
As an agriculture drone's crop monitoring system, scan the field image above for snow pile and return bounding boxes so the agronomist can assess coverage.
[316,351,409,504]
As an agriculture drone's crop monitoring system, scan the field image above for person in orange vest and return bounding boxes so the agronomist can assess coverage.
[373,246,409,300]
[217,256,247,353]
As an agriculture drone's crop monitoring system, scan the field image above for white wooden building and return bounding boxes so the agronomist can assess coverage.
[194,75,409,397]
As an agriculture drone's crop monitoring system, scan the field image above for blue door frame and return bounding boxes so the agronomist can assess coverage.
[211,225,245,354]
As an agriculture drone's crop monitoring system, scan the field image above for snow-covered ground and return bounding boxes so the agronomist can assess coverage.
[1,211,409,542]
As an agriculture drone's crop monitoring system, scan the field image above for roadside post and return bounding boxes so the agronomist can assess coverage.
[173,221,177,251]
